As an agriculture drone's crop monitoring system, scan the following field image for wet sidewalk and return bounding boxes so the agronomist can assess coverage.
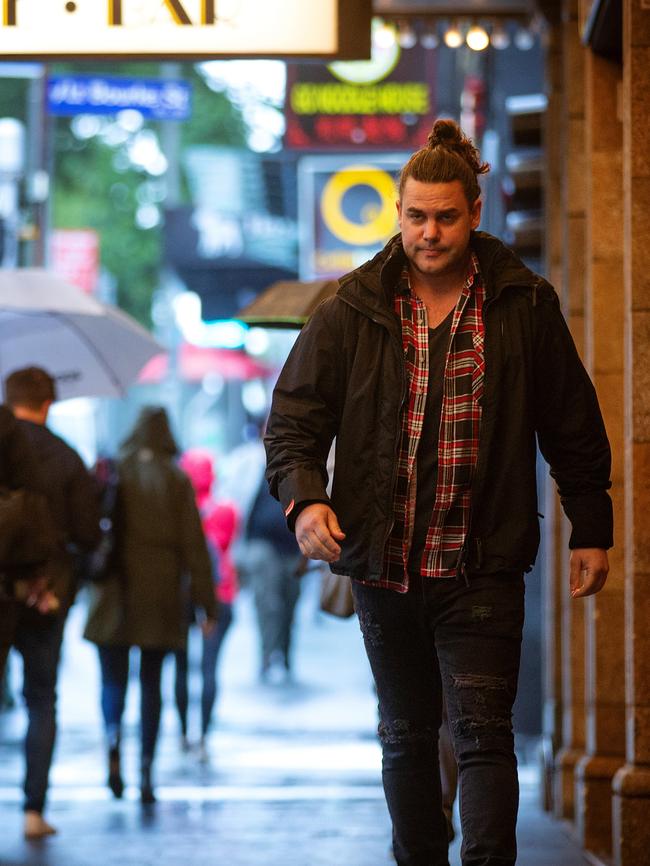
[0,575,588,866]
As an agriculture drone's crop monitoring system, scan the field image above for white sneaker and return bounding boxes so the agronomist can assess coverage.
[198,738,209,765]
[24,810,57,839]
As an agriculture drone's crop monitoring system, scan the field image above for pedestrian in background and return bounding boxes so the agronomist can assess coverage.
[174,447,239,762]
[84,406,216,804]
[265,120,612,864]
[4,367,100,840]
[0,404,56,682]
[245,470,302,683]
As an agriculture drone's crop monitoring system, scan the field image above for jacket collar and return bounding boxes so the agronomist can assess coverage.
[470,231,548,300]
[337,230,548,317]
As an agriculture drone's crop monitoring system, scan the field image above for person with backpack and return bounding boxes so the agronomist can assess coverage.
[174,448,240,762]
[83,407,217,803]
[4,367,101,840]
[0,404,56,681]
[245,467,303,683]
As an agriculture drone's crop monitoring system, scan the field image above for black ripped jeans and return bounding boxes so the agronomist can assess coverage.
[352,572,525,866]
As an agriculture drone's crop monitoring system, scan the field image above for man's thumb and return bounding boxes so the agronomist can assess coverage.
[569,555,581,596]
[327,511,346,540]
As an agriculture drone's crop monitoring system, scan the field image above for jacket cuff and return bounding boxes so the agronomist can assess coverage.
[563,492,614,550]
[277,467,330,529]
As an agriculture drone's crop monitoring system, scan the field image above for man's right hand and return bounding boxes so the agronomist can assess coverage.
[295,503,346,563]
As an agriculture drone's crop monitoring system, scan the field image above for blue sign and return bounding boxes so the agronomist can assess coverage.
[47,75,191,121]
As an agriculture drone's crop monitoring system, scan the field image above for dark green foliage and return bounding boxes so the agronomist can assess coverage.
[49,62,248,326]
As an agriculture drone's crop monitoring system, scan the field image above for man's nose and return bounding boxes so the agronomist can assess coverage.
[422,219,440,241]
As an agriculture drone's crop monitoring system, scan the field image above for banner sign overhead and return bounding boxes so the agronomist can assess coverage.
[0,0,371,60]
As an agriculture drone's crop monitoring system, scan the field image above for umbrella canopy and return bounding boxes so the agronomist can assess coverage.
[236,279,339,329]
[0,269,163,400]
[138,342,272,383]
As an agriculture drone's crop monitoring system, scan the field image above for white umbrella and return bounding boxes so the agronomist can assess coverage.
[0,268,164,400]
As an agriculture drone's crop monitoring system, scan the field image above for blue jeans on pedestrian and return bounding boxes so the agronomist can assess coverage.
[97,645,167,764]
[352,571,525,866]
[12,606,66,814]
[174,602,234,738]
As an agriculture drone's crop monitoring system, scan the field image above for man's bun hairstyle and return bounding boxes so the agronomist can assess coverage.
[399,118,490,205]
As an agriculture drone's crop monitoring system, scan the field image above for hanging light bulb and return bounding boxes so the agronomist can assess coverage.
[466,23,489,51]
[443,20,463,49]
[373,18,397,50]
[514,24,535,50]
[420,25,439,50]
[396,19,417,50]
[490,22,510,50]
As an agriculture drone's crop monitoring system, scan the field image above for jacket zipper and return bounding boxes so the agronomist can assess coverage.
[457,294,497,578]
[341,292,407,557]
[381,320,408,547]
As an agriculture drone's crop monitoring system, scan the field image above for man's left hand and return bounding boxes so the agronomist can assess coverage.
[569,548,609,598]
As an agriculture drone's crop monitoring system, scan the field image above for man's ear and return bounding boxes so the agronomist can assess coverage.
[471,197,482,230]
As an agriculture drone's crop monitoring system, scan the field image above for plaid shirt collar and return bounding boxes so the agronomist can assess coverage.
[370,252,485,592]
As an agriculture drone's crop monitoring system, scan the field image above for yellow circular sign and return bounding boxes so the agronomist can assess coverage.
[321,165,397,246]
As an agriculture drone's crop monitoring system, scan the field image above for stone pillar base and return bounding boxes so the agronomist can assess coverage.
[554,746,583,820]
[540,733,556,812]
[575,754,624,858]
[612,764,650,866]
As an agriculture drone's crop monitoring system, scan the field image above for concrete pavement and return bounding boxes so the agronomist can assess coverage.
[0,573,588,866]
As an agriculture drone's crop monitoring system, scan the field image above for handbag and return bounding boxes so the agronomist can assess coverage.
[86,457,120,583]
[319,570,355,618]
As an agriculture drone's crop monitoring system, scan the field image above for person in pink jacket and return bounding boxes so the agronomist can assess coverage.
[175,448,239,761]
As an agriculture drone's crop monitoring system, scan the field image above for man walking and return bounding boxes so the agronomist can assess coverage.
[5,367,100,839]
[0,405,55,682]
[264,120,612,866]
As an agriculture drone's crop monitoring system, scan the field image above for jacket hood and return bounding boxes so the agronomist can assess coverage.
[120,406,178,457]
[337,231,548,315]
[470,231,548,298]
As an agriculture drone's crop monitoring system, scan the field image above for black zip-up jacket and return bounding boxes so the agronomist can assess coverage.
[265,232,613,581]
[18,420,100,607]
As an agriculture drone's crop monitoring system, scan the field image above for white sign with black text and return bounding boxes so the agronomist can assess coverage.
[0,0,370,59]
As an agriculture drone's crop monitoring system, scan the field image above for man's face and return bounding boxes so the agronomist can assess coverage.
[396,178,482,282]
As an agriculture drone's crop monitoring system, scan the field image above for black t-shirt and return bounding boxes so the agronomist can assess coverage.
[407,308,454,576]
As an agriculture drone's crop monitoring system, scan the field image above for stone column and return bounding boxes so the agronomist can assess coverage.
[612,2,650,864]
[574,48,626,860]
[553,0,588,821]
[540,7,566,815]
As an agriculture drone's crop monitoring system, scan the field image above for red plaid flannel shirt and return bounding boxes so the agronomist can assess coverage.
[372,253,485,592]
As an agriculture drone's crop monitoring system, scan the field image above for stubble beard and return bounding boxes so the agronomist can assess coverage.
[409,245,468,281]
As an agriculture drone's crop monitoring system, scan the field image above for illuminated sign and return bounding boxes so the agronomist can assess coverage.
[47,75,192,120]
[0,0,371,60]
[298,155,406,279]
[285,20,436,150]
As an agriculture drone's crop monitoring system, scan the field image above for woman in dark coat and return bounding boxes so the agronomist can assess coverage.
[84,406,217,803]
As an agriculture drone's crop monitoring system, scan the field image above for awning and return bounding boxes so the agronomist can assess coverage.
[236,279,339,329]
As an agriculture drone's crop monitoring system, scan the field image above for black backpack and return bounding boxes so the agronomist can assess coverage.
[0,486,59,574]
